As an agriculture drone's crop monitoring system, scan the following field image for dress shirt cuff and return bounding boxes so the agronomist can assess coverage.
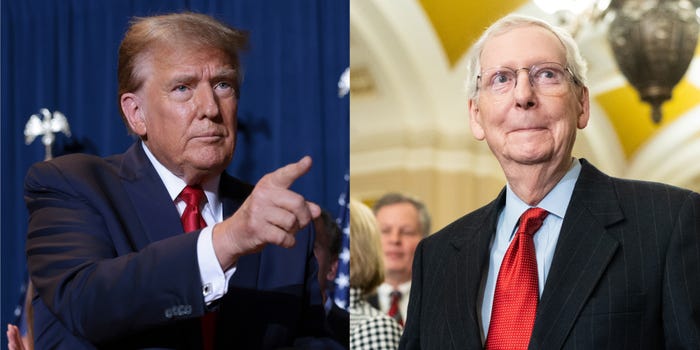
[196,226,236,305]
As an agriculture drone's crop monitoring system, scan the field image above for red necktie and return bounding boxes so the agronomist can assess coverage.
[387,290,404,327]
[179,185,207,232]
[178,185,215,350]
[485,207,549,350]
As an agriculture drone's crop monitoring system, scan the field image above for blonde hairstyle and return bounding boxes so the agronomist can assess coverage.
[464,14,588,102]
[117,12,248,132]
[349,199,385,295]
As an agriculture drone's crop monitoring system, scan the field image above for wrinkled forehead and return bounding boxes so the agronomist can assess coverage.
[480,24,567,68]
[142,41,236,67]
[132,42,237,85]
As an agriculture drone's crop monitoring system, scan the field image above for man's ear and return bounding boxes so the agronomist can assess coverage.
[469,99,485,140]
[577,86,590,130]
[327,258,339,281]
[120,93,147,136]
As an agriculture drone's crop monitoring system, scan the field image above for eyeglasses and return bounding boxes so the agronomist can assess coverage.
[477,62,579,96]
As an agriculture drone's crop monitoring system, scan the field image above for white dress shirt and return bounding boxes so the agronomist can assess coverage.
[479,158,582,340]
[376,280,411,321]
[143,144,235,305]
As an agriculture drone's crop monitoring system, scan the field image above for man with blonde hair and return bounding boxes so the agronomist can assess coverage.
[25,12,336,349]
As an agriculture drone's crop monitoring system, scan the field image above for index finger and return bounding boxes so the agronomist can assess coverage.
[262,156,313,189]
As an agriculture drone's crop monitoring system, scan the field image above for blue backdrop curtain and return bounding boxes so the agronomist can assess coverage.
[1,0,349,344]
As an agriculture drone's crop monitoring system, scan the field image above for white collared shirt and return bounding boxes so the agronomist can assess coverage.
[480,158,582,340]
[143,143,236,305]
[376,280,411,320]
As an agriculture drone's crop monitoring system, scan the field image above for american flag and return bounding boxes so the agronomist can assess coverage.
[330,68,350,310]
[332,172,350,309]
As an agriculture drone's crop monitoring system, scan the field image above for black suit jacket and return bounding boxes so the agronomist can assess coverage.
[399,159,700,349]
[25,142,329,349]
[326,302,349,349]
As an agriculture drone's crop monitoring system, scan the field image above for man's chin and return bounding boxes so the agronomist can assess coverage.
[386,266,407,276]
[188,151,232,169]
[504,150,553,166]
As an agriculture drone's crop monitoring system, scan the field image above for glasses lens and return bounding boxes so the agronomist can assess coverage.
[530,63,568,93]
[479,62,572,96]
[481,68,516,94]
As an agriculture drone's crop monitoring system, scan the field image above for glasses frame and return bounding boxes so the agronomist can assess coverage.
[476,61,580,96]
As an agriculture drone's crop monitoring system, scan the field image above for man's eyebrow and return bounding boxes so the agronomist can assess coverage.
[167,68,238,85]
[167,73,197,85]
[212,68,238,80]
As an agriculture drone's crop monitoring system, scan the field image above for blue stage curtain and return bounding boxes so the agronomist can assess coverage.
[0,0,349,344]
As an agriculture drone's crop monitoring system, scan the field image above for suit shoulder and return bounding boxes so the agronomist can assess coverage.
[422,200,496,248]
[610,176,698,204]
[581,158,697,201]
[30,152,113,170]
[25,153,120,187]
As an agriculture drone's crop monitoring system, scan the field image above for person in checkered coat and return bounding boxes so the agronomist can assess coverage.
[349,199,402,350]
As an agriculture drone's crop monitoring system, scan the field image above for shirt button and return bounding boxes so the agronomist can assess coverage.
[203,283,212,297]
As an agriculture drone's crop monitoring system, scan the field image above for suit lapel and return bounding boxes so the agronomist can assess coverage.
[445,190,506,349]
[119,142,184,246]
[530,159,623,349]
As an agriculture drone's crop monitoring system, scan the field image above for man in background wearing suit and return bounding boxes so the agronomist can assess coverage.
[368,193,431,326]
[400,14,700,349]
[313,210,350,348]
[24,12,337,349]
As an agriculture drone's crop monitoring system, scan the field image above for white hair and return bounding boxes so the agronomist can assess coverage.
[464,14,588,102]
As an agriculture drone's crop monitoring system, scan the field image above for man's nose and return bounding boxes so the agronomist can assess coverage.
[197,86,220,118]
[513,70,537,109]
[388,230,401,243]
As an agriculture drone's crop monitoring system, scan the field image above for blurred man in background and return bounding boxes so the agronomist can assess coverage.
[369,193,431,326]
[313,210,350,348]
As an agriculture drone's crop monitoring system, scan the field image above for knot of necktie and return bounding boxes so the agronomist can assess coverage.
[178,185,207,232]
[389,290,402,300]
[517,207,549,237]
[179,185,206,207]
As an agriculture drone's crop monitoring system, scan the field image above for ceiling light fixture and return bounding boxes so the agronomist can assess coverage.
[536,0,700,124]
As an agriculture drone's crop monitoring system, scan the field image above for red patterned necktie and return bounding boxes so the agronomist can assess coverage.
[387,290,404,326]
[485,207,549,350]
[178,185,215,350]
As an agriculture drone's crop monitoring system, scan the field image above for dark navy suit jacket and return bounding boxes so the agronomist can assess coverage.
[399,159,700,349]
[25,142,330,349]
